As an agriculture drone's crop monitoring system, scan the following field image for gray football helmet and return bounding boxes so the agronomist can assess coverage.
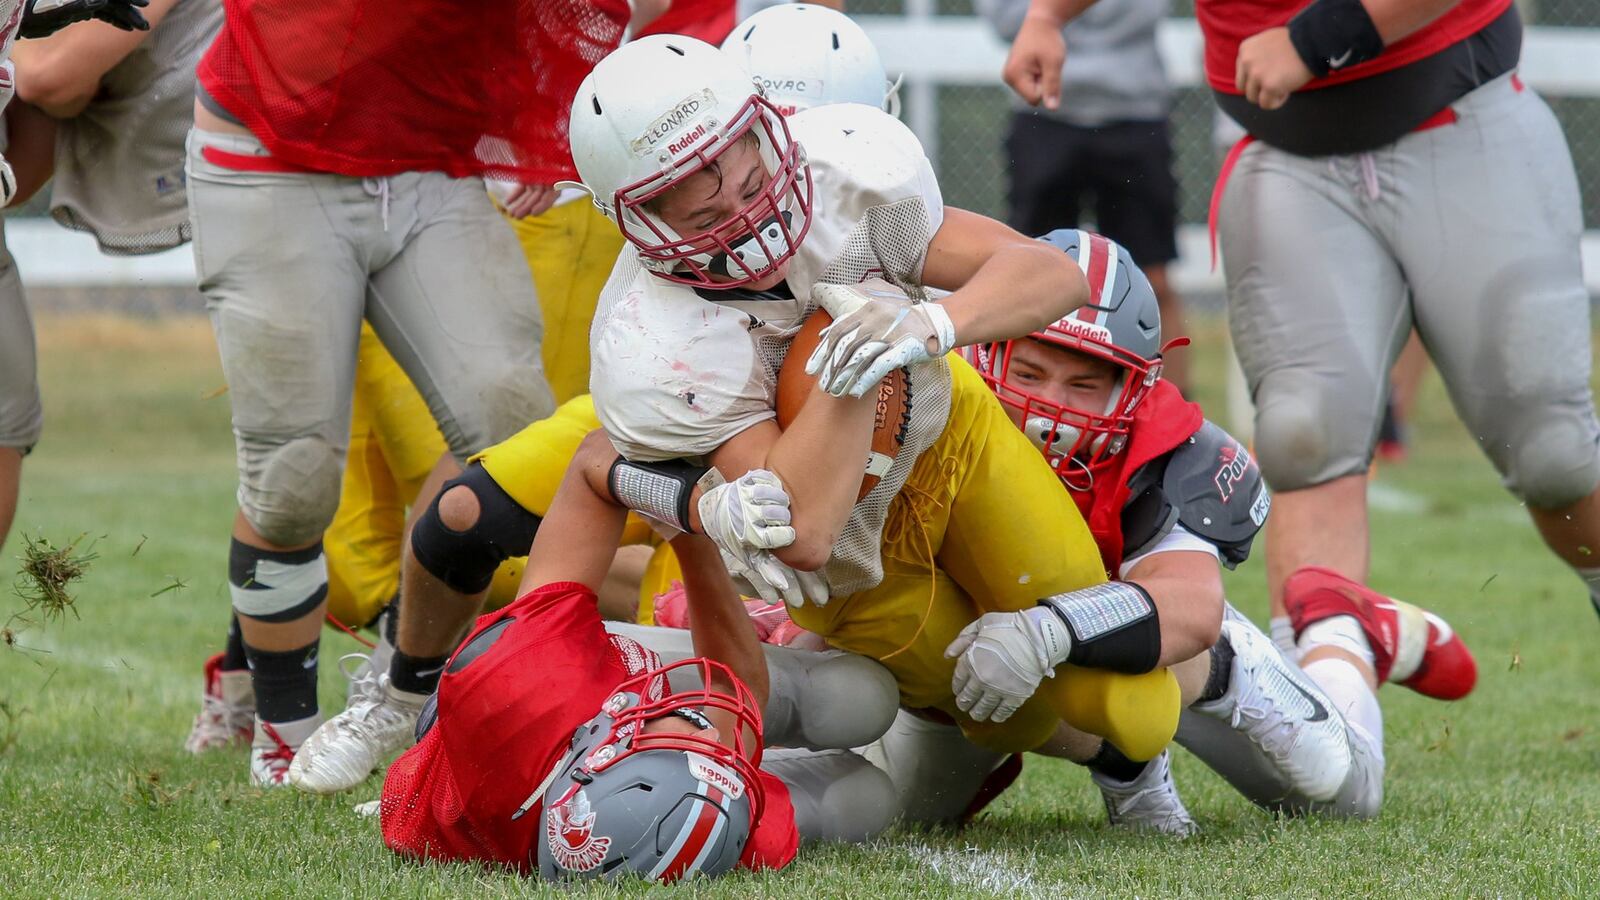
[524,658,767,882]
[971,228,1180,487]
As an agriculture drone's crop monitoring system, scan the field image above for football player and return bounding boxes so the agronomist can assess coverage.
[865,231,1476,831]
[380,434,899,881]
[0,0,153,554]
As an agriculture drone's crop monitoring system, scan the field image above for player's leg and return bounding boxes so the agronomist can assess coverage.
[1003,111,1087,238]
[760,748,899,845]
[0,221,39,555]
[1091,119,1186,394]
[1217,139,1411,622]
[1400,75,1600,619]
[932,360,1181,761]
[188,130,369,784]
[290,397,592,792]
[509,198,625,405]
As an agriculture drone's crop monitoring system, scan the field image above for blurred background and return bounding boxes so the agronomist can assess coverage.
[8,0,1597,311]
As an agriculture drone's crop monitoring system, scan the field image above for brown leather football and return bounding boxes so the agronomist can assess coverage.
[776,310,911,501]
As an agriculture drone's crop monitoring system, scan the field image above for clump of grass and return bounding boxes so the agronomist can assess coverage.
[0,700,21,754]
[13,533,97,623]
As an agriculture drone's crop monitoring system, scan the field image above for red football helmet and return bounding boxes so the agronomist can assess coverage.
[971,230,1183,489]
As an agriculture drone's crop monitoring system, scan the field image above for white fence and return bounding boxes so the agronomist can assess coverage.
[14,17,1600,296]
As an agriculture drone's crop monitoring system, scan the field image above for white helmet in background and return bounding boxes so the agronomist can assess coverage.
[565,34,814,287]
[721,4,900,116]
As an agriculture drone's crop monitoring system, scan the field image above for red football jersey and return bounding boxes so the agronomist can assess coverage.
[197,0,629,180]
[380,582,798,875]
[1200,0,1512,93]
[636,0,736,45]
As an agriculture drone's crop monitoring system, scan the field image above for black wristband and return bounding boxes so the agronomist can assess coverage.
[1287,0,1384,79]
[1038,581,1163,675]
[606,457,710,534]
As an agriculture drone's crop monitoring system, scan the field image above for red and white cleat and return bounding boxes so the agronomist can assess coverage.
[1284,566,1477,700]
[250,717,319,788]
[183,653,255,754]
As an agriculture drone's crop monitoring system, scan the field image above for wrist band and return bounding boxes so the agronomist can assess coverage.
[607,458,711,534]
[1288,0,1384,78]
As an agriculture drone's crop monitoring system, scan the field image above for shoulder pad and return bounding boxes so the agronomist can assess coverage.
[1119,454,1178,562]
[1161,421,1270,568]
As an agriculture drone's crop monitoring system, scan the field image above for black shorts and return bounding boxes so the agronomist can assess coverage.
[1004,113,1179,267]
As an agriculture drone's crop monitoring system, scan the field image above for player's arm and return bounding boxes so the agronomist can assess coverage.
[1238,0,1463,110]
[709,389,877,573]
[923,207,1088,344]
[1002,0,1100,108]
[520,430,634,594]
[11,0,176,118]
[673,532,770,710]
[1121,552,1225,667]
[3,101,57,205]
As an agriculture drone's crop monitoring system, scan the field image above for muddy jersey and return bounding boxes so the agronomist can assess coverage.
[49,0,223,254]
[589,102,952,595]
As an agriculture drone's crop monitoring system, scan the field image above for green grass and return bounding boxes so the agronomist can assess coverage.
[3,314,1599,897]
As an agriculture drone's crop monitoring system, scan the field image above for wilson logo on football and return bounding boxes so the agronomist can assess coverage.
[546,786,612,872]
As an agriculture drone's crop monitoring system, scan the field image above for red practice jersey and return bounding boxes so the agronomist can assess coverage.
[1200,0,1512,93]
[198,0,629,180]
[380,582,798,875]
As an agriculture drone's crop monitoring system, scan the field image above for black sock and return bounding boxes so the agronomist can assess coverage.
[390,647,450,696]
[222,614,249,671]
[379,593,400,645]
[1085,740,1149,784]
[244,640,319,723]
[1199,634,1237,704]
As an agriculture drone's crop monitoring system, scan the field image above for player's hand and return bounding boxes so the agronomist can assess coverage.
[0,158,17,209]
[20,0,150,39]
[1236,27,1314,111]
[500,182,557,220]
[698,469,795,553]
[807,279,955,399]
[1003,12,1067,109]
[946,607,1072,723]
[716,545,831,609]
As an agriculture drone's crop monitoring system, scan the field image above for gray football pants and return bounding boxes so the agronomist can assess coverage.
[187,129,553,546]
[0,219,40,452]
[1220,72,1600,508]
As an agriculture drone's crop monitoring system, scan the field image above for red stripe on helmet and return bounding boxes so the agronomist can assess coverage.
[656,787,726,881]
[1078,232,1112,323]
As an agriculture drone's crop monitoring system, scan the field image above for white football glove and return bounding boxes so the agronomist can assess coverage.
[946,607,1073,723]
[717,546,832,609]
[696,470,831,608]
[807,279,957,399]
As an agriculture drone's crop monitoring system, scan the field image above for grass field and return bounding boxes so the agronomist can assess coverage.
[3,313,1600,898]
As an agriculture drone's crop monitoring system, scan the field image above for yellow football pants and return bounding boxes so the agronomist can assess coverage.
[787,358,1180,758]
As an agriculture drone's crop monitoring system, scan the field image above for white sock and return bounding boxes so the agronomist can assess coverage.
[1573,565,1600,615]
[1298,615,1375,669]
[1270,615,1298,661]
[1302,657,1383,748]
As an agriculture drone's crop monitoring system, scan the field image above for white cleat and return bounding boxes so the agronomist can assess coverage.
[185,653,255,754]
[1091,751,1197,837]
[1193,620,1353,802]
[288,662,427,794]
[250,715,320,788]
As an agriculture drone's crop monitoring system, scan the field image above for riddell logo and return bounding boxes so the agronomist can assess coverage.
[688,753,746,800]
[1055,316,1113,344]
[667,124,708,156]
[546,786,611,872]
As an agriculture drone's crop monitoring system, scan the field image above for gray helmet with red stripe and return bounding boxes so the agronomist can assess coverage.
[971,229,1174,487]
[528,658,766,882]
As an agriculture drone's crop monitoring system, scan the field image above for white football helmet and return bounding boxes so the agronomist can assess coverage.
[721,4,900,116]
[566,35,813,287]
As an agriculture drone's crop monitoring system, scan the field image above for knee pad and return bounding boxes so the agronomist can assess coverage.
[1501,416,1600,510]
[410,464,541,595]
[241,435,344,547]
[780,650,899,750]
[1253,384,1369,491]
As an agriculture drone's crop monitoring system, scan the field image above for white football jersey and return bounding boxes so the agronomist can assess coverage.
[589,102,953,595]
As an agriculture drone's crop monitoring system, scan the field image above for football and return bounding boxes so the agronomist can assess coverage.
[776,309,912,501]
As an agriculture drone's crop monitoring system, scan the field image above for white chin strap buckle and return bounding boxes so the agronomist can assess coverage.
[709,211,792,278]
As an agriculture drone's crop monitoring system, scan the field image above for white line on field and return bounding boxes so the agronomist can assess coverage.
[901,842,1046,898]
[1367,482,1429,514]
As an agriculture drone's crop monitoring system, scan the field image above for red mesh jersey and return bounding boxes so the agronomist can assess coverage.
[197,0,629,180]
[636,0,736,45]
